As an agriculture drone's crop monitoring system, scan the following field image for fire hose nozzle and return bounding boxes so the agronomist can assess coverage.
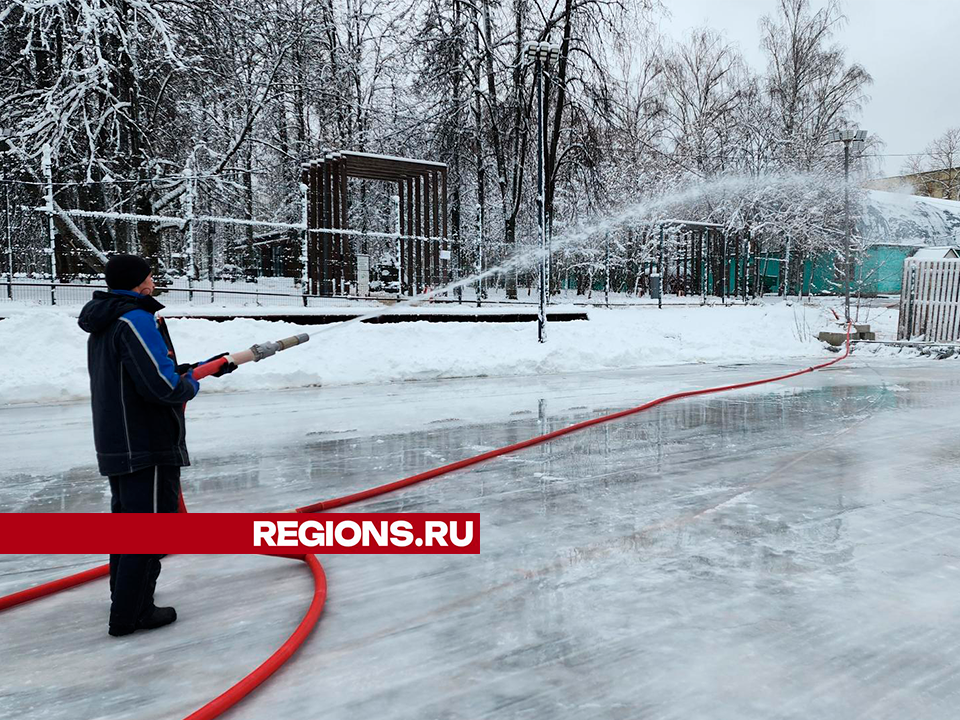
[249,342,272,362]
[249,333,311,362]
[283,333,310,348]
[194,333,310,379]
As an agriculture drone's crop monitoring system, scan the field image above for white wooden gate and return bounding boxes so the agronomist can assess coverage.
[898,259,960,342]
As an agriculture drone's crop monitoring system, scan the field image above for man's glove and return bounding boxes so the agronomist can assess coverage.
[202,352,238,377]
[177,353,237,378]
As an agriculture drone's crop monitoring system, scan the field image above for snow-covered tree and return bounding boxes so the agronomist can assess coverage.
[901,127,960,201]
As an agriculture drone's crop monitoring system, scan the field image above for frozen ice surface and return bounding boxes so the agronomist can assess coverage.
[2,359,960,719]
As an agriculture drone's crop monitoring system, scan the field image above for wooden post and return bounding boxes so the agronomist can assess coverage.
[340,156,350,287]
[320,158,331,295]
[430,171,440,286]
[414,174,422,294]
[397,181,405,294]
[422,170,432,289]
[406,176,414,295]
[441,168,449,287]
[330,156,341,294]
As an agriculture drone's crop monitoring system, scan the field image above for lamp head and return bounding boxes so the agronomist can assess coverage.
[523,40,561,64]
[828,128,867,144]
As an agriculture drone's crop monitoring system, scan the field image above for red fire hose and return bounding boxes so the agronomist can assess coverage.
[182,554,326,720]
[0,326,851,719]
[296,327,852,513]
[0,563,111,611]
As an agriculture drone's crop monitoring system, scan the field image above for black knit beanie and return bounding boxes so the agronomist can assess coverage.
[105,254,152,291]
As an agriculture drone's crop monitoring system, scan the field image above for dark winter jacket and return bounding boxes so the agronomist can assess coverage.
[78,289,199,476]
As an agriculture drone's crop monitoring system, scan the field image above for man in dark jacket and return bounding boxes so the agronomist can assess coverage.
[78,254,227,637]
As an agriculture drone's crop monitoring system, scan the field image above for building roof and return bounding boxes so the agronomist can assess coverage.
[864,167,960,189]
[911,246,959,259]
[862,190,960,247]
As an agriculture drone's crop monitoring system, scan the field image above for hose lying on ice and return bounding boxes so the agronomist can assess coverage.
[295,324,853,513]
[0,324,851,719]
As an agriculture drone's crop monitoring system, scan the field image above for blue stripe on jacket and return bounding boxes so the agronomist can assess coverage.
[113,302,199,404]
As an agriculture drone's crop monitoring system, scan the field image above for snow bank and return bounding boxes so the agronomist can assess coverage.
[0,302,844,405]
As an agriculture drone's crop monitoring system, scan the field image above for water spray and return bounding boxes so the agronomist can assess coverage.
[305,171,840,337]
[192,333,311,380]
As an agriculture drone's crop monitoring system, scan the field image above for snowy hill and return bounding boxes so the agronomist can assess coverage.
[862,190,960,247]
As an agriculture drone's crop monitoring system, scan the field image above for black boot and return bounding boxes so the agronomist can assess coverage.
[138,605,177,631]
[108,618,138,637]
[108,606,177,637]
[108,554,168,637]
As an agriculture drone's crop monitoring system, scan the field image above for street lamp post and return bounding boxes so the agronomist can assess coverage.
[524,39,560,343]
[827,128,867,323]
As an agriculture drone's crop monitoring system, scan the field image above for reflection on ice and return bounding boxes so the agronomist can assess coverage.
[2,362,960,719]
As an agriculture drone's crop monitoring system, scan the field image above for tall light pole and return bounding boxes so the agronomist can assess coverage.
[524,39,560,343]
[827,128,867,323]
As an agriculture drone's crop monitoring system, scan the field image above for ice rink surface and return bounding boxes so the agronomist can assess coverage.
[2,356,960,719]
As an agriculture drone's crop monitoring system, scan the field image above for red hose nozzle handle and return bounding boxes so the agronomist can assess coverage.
[192,356,230,380]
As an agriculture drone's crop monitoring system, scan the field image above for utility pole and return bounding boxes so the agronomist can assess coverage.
[524,39,560,343]
[828,128,867,323]
[843,140,850,317]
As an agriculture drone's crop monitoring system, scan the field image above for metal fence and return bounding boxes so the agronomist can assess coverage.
[898,259,960,342]
[0,280,383,308]
[0,149,458,305]
[1,153,766,310]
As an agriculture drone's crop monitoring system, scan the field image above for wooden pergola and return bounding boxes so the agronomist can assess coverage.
[301,150,449,296]
[659,220,755,301]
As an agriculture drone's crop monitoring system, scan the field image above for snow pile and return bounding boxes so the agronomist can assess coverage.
[858,343,960,362]
[0,303,838,405]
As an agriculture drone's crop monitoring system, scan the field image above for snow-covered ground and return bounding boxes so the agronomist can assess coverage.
[0,298,902,406]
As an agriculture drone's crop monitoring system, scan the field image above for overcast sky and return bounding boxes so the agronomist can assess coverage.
[658,0,960,176]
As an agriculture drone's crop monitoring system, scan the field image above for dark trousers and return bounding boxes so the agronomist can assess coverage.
[108,465,181,628]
